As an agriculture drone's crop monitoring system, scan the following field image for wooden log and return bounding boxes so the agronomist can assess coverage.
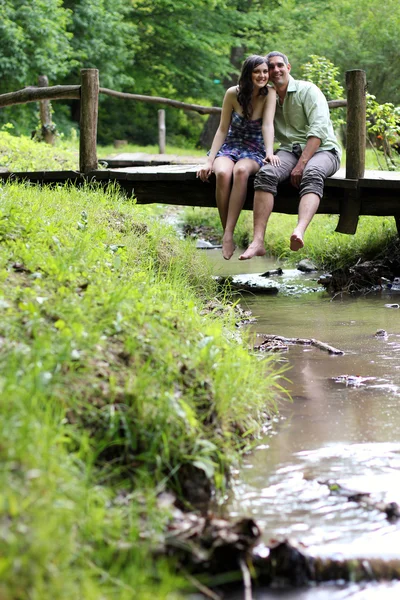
[328,99,347,109]
[38,75,56,145]
[79,69,99,173]
[158,109,166,154]
[98,87,345,115]
[336,70,366,234]
[0,85,80,108]
[99,87,222,115]
[345,70,367,180]
[0,82,346,115]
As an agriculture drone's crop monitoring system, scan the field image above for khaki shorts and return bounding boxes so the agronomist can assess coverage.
[254,148,340,199]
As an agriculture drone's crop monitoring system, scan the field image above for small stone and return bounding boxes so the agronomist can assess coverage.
[375,329,388,338]
[297,259,317,273]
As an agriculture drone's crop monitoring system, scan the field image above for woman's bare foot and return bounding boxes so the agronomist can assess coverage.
[239,241,266,260]
[222,235,236,260]
[290,231,304,252]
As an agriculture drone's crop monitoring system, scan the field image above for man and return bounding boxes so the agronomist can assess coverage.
[239,51,342,260]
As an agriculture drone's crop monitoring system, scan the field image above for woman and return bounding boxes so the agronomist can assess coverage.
[197,55,280,260]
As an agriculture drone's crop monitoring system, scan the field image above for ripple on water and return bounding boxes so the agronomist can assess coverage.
[229,442,400,558]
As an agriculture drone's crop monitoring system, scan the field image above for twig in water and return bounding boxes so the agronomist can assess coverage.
[239,557,253,600]
[183,571,222,600]
[255,334,344,355]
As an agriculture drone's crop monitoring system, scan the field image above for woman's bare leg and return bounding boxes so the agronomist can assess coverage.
[222,159,259,260]
[213,157,235,231]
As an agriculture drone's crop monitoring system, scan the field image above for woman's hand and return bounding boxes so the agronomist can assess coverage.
[196,159,213,182]
[264,153,281,167]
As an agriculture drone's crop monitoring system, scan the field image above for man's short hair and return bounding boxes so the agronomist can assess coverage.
[266,51,289,66]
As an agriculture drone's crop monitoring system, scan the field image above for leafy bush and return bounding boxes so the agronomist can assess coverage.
[301,55,346,129]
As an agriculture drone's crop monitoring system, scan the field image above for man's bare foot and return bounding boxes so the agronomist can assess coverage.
[290,232,304,252]
[239,241,266,260]
[222,236,236,260]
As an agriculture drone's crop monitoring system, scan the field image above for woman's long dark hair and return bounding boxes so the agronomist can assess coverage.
[237,54,269,120]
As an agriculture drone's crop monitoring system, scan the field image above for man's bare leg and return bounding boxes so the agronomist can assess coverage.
[239,190,274,260]
[290,192,320,251]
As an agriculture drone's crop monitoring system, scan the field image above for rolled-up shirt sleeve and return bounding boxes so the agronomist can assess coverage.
[302,85,331,143]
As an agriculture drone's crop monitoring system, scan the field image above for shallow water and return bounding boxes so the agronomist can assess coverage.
[206,247,400,598]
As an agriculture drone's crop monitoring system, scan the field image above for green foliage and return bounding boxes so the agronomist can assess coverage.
[62,0,137,89]
[0,180,282,597]
[301,55,345,128]
[129,0,241,101]
[366,94,400,170]
[0,0,73,91]
[2,0,400,147]
[0,125,78,170]
[265,0,400,105]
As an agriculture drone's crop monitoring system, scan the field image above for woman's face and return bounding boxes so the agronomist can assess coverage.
[252,62,269,89]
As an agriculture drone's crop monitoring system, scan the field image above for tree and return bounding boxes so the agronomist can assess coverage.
[0,0,73,132]
[0,0,72,91]
[62,0,137,89]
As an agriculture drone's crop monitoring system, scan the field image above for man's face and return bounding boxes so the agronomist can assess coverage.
[268,56,291,88]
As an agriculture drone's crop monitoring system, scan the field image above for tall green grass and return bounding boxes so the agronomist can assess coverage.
[183,206,398,271]
[0,181,283,598]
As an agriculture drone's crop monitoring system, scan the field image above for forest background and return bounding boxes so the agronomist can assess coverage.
[1,0,399,150]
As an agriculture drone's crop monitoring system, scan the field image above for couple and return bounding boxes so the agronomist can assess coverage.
[196,52,342,260]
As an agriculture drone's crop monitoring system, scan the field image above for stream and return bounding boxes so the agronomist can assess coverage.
[204,247,400,599]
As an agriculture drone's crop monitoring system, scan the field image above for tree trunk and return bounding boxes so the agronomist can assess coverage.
[198,46,245,149]
[38,75,56,144]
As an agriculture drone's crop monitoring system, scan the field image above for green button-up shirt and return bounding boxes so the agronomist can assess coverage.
[273,75,342,160]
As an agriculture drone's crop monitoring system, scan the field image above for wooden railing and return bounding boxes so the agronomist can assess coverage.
[0,68,362,171]
[0,68,370,234]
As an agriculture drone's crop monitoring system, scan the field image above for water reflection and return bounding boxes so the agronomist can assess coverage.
[205,249,400,597]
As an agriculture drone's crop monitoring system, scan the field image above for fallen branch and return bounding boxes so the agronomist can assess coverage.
[255,334,344,355]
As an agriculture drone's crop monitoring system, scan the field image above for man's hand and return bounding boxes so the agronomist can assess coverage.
[290,161,305,188]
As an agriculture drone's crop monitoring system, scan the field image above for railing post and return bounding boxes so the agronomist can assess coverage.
[79,68,99,173]
[335,69,366,234]
[158,109,166,154]
[345,70,366,180]
[38,75,56,144]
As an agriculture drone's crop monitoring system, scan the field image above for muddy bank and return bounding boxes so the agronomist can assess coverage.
[316,238,400,295]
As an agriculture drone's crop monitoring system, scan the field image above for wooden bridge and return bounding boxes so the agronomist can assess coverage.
[0,68,399,235]
[1,163,399,235]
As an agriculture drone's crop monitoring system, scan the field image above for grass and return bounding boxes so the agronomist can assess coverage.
[97,142,206,160]
[0,125,79,171]
[183,206,398,271]
[0,179,285,599]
